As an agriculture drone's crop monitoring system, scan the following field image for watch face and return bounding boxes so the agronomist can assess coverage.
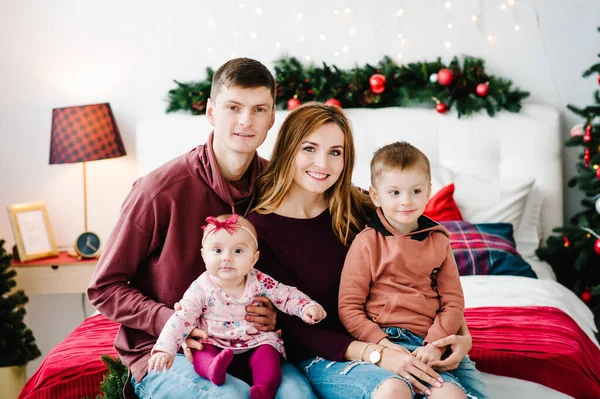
[75,231,101,257]
[369,349,382,364]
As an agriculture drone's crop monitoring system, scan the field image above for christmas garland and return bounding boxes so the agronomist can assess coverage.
[166,55,529,118]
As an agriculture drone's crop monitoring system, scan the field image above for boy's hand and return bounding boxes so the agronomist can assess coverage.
[412,343,443,365]
[148,351,174,372]
[302,305,327,324]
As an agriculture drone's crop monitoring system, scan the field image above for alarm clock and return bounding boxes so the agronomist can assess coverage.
[74,231,101,258]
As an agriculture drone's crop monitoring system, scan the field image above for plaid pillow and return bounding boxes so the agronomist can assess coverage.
[440,221,537,278]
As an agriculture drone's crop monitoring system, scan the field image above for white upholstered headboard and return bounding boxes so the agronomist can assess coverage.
[135,104,562,242]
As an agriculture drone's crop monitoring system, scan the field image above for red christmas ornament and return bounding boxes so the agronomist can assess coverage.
[595,238,600,255]
[563,236,570,248]
[435,103,448,114]
[287,98,302,111]
[369,74,386,94]
[581,290,592,304]
[437,68,454,86]
[583,124,593,143]
[584,148,591,167]
[475,83,489,97]
[598,74,600,85]
[324,98,342,108]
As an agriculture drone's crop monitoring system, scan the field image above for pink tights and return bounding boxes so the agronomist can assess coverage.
[193,344,282,399]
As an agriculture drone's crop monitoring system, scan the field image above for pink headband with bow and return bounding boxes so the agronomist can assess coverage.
[201,214,258,247]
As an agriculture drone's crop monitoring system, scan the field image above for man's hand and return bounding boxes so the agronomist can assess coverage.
[412,343,443,365]
[245,296,277,332]
[302,304,327,324]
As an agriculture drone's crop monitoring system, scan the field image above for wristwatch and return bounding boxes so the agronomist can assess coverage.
[368,347,386,365]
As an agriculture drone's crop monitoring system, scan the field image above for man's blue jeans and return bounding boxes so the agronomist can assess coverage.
[131,353,317,398]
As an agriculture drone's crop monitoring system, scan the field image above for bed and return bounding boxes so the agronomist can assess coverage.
[19,104,600,399]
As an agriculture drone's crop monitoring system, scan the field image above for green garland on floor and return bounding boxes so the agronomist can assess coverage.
[166,55,529,118]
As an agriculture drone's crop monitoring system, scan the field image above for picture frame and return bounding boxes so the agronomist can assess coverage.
[6,202,59,262]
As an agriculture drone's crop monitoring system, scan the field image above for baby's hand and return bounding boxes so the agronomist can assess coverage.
[148,351,174,372]
[412,343,443,365]
[302,305,327,324]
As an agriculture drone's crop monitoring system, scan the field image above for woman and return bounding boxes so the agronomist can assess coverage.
[247,102,487,398]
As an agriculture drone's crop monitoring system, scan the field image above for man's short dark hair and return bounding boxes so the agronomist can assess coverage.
[211,58,276,104]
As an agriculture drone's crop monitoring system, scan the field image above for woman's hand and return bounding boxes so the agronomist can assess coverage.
[378,345,443,396]
[428,333,472,372]
[246,296,277,331]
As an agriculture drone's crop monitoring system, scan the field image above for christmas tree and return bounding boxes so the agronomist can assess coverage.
[537,27,600,319]
[0,239,41,367]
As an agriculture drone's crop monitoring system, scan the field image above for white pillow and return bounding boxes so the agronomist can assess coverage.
[431,164,537,244]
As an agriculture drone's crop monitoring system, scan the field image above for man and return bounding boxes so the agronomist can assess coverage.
[88,58,316,398]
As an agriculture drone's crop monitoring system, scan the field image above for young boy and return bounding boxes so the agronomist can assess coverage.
[87,58,316,399]
[338,142,486,399]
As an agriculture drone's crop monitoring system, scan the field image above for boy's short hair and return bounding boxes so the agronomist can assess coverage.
[210,58,276,104]
[370,141,431,185]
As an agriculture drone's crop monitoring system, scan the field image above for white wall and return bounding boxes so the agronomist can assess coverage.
[1,0,599,377]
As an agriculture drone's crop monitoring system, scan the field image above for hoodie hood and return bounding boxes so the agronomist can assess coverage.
[191,132,267,214]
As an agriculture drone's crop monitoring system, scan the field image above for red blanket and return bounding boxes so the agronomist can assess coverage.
[466,306,600,399]
[18,314,119,399]
[19,307,600,399]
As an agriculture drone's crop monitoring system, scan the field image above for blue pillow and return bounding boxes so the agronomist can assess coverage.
[439,221,537,278]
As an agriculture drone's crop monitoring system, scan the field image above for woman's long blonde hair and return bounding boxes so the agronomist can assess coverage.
[252,102,373,246]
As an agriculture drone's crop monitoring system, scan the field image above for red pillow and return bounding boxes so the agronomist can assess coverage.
[424,183,463,221]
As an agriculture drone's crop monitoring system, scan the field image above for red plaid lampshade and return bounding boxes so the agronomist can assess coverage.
[49,103,126,164]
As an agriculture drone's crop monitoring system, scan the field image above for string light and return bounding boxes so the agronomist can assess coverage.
[299,36,305,42]
[397,33,403,38]
[501,4,507,10]
[320,34,326,41]
[208,47,213,53]
[447,23,453,29]
[342,46,349,53]
[275,42,281,48]
[305,55,311,61]
[508,0,515,5]
[334,51,340,56]
[397,53,403,59]
[444,41,452,49]
[349,27,357,36]
[238,2,244,8]
[514,24,520,31]
[345,7,351,13]
[297,12,303,19]
[333,9,339,15]
[254,8,262,15]
[471,15,478,22]
[444,1,452,9]
[250,31,257,39]
[397,8,405,17]
[231,52,236,57]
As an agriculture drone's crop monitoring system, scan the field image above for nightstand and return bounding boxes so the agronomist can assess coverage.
[11,251,97,295]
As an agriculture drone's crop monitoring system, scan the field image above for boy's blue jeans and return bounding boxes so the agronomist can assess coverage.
[131,353,316,399]
[382,327,489,399]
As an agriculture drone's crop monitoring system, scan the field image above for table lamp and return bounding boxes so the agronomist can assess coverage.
[49,103,126,257]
